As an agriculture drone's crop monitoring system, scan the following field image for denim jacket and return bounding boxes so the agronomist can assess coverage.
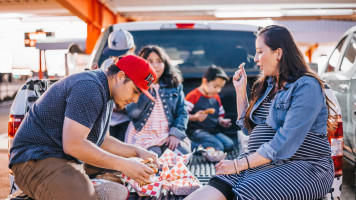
[125,81,188,140]
[237,76,328,163]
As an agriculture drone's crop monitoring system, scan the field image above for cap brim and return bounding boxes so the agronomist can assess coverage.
[103,47,130,57]
[140,88,156,102]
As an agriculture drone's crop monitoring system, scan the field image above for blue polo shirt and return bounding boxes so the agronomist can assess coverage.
[9,70,113,167]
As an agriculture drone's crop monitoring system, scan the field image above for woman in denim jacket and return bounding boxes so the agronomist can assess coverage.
[125,45,190,156]
[186,25,335,200]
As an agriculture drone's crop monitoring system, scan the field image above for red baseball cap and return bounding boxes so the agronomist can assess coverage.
[115,55,157,101]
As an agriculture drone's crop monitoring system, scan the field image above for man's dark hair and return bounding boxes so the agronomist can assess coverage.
[203,65,229,82]
[106,61,132,83]
[106,63,121,76]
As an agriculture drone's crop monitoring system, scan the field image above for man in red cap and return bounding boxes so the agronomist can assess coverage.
[9,55,157,200]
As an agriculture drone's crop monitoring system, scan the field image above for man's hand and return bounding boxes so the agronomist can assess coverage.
[166,135,180,151]
[120,157,155,183]
[193,110,208,122]
[219,117,232,128]
[137,148,159,166]
[215,160,236,175]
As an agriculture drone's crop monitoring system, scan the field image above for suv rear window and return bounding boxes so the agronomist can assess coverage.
[129,30,257,77]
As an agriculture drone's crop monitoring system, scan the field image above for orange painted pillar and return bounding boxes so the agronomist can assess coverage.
[86,24,101,54]
[305,43,319,63]
[55,0,129,54]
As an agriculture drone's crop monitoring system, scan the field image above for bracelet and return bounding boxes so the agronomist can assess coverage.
[245,156,250,170]
[233,159,240,175]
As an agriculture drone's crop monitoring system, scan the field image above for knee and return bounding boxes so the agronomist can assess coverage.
[177,143,191,154]
[148,146,162,157]
[95,182,129,200]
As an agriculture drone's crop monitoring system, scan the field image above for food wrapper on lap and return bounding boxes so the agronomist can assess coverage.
[121,173,162,197]
[122,156,199,197]
[121,158,161,197]
[158,149,192,166]
[160,162,193,181]
[159,162,201,195]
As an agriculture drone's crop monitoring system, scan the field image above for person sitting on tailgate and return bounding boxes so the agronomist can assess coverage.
[125,45,190,157]
[185,65,234,152]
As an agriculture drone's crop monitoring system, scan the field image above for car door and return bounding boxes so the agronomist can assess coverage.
[321,35,350,124]
[343,32,356,161]
[322,30,356,162]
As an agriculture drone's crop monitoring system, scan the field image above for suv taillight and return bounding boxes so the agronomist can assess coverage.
[327,115,343,177]
[161,23,210,30]
[8,115,24,156]
[175,23,195,29]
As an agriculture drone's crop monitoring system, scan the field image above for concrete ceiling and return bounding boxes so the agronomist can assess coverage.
[0,0,355,21]
[100,0,356,21]
[0,0,71,19]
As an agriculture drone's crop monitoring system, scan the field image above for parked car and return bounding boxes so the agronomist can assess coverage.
[319,26,356,167]
[8,21,344,199]
[90,21,262,136]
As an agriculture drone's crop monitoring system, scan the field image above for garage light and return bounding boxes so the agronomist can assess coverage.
[215,11,282,18]
[284,9,354,16]
[214,9,354,18]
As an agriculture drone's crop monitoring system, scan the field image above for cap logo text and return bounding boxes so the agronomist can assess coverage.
[145,73,155,87]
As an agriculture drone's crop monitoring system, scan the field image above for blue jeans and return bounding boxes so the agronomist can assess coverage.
[190,129,234,152]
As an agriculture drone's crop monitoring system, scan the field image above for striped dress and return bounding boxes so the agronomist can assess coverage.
[213,90,334,200]
[125,84,170,149]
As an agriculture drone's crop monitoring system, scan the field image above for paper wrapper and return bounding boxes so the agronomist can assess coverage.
[159,162,201,195]
[121,152,200,197]
[171,178,201,195]
[158,149,192,166]
[122,174,162,197]
[202,150,227,162]
[160,162,193,182]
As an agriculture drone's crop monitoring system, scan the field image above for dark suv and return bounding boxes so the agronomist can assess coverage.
[90,21,261,136]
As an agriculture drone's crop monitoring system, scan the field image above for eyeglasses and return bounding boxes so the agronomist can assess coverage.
[148,60,164,66]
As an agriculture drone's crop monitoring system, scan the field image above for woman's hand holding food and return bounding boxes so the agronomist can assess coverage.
[233,63,247,91]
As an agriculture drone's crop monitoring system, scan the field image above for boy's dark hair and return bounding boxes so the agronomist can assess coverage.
[203,65,229,82]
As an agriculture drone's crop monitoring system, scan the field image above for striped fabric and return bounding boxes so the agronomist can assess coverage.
[125,84,169,149]
[214,91,334,200]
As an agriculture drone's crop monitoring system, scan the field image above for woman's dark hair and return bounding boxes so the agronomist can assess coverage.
[204,65,229,82]
[138,45,183,88]
[244,25,335,132]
